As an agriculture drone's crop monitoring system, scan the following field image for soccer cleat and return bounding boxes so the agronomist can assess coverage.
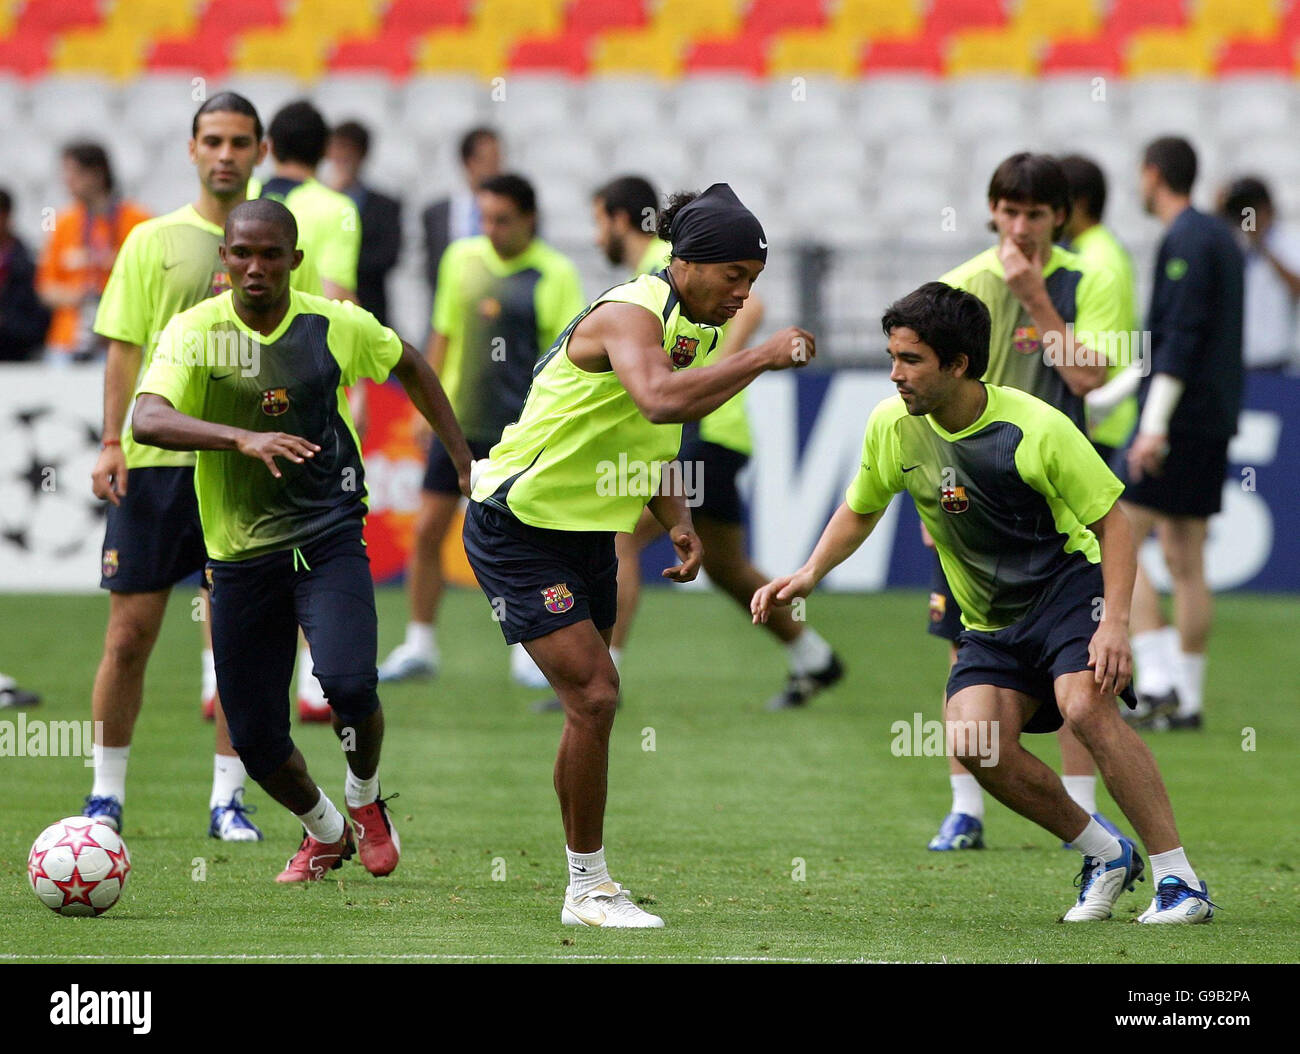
[765,653,845,711]
[1062,836,1145,921]
[0,675,40,709]
[1161,711,1203,731]
[275,826,355,883]
[1138,876,1216,924]
[347,794,400,877]
[201,693,215,721]
[377,642,439,683]
[298,698,333,723]
[928,811,985,850]
[1125,688,1179,729]
[562,881,665,928]
[209,794,263,842]
[82,794,123,833]
[1062,810,1125,850]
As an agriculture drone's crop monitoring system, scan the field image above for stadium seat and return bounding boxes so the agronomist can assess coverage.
[1126,30,1214,77]
[399,75,490,139]
[220,74,308,124]
[1035,75,1119,132]
[652,0,742,40]
[13,0,103,36]
[310,74,397,129]
[760,76,848,135]
[610,135,694,192]
[146,33,233,77]
[360,129,424,192]
[53,27,147,80]
[946,28,1039,76]
[670,75,757,127]
[925,0,1006,40]
[567,0,647,36]
[102,0,196,38]
[784,130,868,183]
[120,74,209,147]
[781,178,868,245]
[1013,0,1101,40]
[328,34,417,76]
[490,74,579,135]
[27,75,119,140]
[745,0,829,36]
[474,0,564,39]
[516,132,607,189]
[683,34,768,76]
[832,0,922,39]
[1193,0,1277,40]
[1209,76,1292,140]
[768,29,864,78]
[383,0,471,34]
[851,75,940,141]
[508,33,592,75]
[416,27,507,78]
[593,28,683,77]
[1106,0,1185,40]
[1215,39,1297,75]
[945,77,1037,138]
[871,171,959,240]
[861,37,944,76]
[699,131,781,190]
[1039,35,1124,75]
[1125,77,1207,139]
[583,77,666,142]
[880,132,960,182]
[234,27,329,80]
[0,32,52,77]
[194,0,286,46]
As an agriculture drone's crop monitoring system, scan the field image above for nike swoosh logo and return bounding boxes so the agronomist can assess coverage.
[212,373,234,381]
[162,262,180,270]
[574,866,587,872]
[758,239,768,249]
[902,465,921,473]
[566,899,606,926]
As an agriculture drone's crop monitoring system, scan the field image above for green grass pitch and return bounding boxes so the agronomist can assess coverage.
[1,587,1296,963]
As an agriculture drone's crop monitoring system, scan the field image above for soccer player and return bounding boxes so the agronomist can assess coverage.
[924,154,1120,852]
[463,184,814,926]
[1122,137,1244,732]
[131,198,471,882]
[378,174,584,687]
[754,282,1215,924]
[86,93,269,841]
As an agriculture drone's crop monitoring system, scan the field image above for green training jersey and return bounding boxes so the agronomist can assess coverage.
[94,204,234,470]
[260,176,360,295]
[845,385,1122,632]
[472,271,723,532]
[940,245,1123,431]
[433,235,584,442]
[137,290,402,561]
[1069,223,1140,448]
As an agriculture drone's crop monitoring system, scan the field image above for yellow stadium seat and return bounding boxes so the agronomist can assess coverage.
[832,0,923,40]
[53,27,146,79]
[591,27,683,78]
[947,28,1039,77]
[1192,0,1278,39]
[103,0,198,37]
[234,26,329,79]
[476,0,564,38]
[285,0,381,38]
[768,29,863,78]
[416,27,507,78]
[0,0,17,38]
[1013,0,1101,40]
[1126,28,1214,77]
[651,0,741,41]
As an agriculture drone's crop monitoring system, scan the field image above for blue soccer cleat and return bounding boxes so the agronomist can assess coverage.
[1138,876,1217,924]
[82,794,123,833]
[209,794,263,842]
[1063,835,1145,921]
[1063,810,1125,849]
[927,811,985,851]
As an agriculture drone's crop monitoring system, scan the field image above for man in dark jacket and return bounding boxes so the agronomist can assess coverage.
[0,187,51,360]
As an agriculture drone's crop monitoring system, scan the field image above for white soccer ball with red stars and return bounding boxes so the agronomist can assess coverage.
[27,817,131,917]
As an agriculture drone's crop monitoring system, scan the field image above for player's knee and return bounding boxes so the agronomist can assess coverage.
[566,675,619,728]
[1060,694,1106,739]
[231,728,294,782]
[103,617,158,670]
[314,671,380,723]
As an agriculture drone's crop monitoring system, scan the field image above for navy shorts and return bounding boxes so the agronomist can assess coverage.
[946,559,1138,735]
[207,519,379,780]
[1121,433,1229,518]
[926,554,963,642]
[678,433,748,525]
[462,500,618,645]
[422,437,496,495]
[100,466,207,592]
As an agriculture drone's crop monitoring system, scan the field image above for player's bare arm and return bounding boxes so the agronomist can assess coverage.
[751,504,883,623]
[91,339,142,505]
[131,392,320,479]
[390,338,473,496]
[647,481,701,583]
[1087,503,1137,696]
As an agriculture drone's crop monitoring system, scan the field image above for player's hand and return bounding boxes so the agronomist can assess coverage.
[661,525,702,583]
[91,445,128,505]
[235,431,320,479]
[919,522,936,550]
[998,237,1046,305]
[1088,619,1133,697]
[755,326,815,371]
[1127,432,1168,482]
[751,568,816,624]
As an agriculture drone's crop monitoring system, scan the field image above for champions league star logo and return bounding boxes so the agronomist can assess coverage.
[541,583,575,614]
[941,485,970,514]
[670,336,699,369]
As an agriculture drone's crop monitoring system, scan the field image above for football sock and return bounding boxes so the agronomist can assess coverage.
[406,621,435,655]
[91,745,129,802]
[210,754,247,809]
[297,645,325,706]
[344,768,380,809]
[786,627,833,676]
[201,648,216,702]
[1072,817,1122,863]
[608,646,623,673]
[950,773,984,819]
[1132,628,1176,696]
[297,791,345,844]
[1177,652,1206,716]
[1062,775,1098,815]
[566,845,611,898]
[1149,847,1199,887]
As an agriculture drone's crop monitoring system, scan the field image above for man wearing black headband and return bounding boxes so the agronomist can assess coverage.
[463,183,815,927]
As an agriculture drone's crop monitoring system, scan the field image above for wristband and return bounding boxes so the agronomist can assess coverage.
[101,439,121,449]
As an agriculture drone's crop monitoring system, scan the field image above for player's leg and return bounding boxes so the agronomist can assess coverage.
[1122,501,1182,721]
[1158,514,1211,729]
[1056,725,1125,847]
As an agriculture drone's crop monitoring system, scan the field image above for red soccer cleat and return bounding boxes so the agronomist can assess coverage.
[274,826,355,883]
[202,693,215,721]
[297,698,332,723]
[347,795,400,877]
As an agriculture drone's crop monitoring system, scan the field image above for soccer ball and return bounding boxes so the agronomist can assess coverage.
[27,817,131,917]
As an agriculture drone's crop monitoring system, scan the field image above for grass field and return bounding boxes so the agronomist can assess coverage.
[1,586,1296,964]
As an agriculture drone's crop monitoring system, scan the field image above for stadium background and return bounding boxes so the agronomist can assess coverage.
[1,0,1298,593]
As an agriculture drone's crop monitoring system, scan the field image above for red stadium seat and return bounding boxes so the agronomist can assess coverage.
[924,0,1005,39]
[1215,38,1297,76]
[0,33,52,76]
[566,0,647,35]
[509,32,591,74]
[685,33,768,75]
[146,34,232,76]
[1039,35,1123,75]
[1106,0,1185,41]
[745,0,829,36]
[1282,1,1300,44]
[861,35,944,75]
[14,0,103,35]
[195,0,286,45]
[383,0,472,34]
[329,33,417,75]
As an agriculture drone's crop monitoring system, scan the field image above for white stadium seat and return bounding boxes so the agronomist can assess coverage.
[583,77,668,139]
[398,76,491,141]
[852,76,940,142]
[28,76,119,141]
[310,74,398,130]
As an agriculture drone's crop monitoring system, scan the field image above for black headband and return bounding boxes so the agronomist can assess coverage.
[669,183,767,264]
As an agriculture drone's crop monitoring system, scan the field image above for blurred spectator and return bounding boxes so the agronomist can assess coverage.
[325,120,402,325]
[422,127,501,314]
[0,670,40,708]
[0,187,51,361]
[1218,175,1300,373]
[36,142,149,363]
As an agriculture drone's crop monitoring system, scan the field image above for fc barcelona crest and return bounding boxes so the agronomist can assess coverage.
[209,270,231,296]
[260,387,289,416]
[941,485,969,514]
[102,549,119,578]
[670,335,699,368]
[1012,325,1041,355]
[541,583,575,614]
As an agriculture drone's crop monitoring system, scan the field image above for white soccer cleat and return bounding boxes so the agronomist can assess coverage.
[561,882,665,928]
[1138,876,1216,924]
[1063,837,1145,922]
[377,641,439,683]
[510,643,550,690]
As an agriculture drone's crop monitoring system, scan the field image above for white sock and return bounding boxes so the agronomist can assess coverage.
[1177,652,1206,716]
[406,621,435,655]
[1150,847,1198,887]
[298,645,326,707]
[91,745,130,802]
[1062,775,1098,815]
[345,768,380,808]
[950,773,984,819]
[786,627,833,676]
[201,648,216,701]
[296,790,345,844]
[566,845,611,897]
[1071,817,1122,862]
[1132,628,1175,696]
[609,646,623,673]
[210,753,247,809]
